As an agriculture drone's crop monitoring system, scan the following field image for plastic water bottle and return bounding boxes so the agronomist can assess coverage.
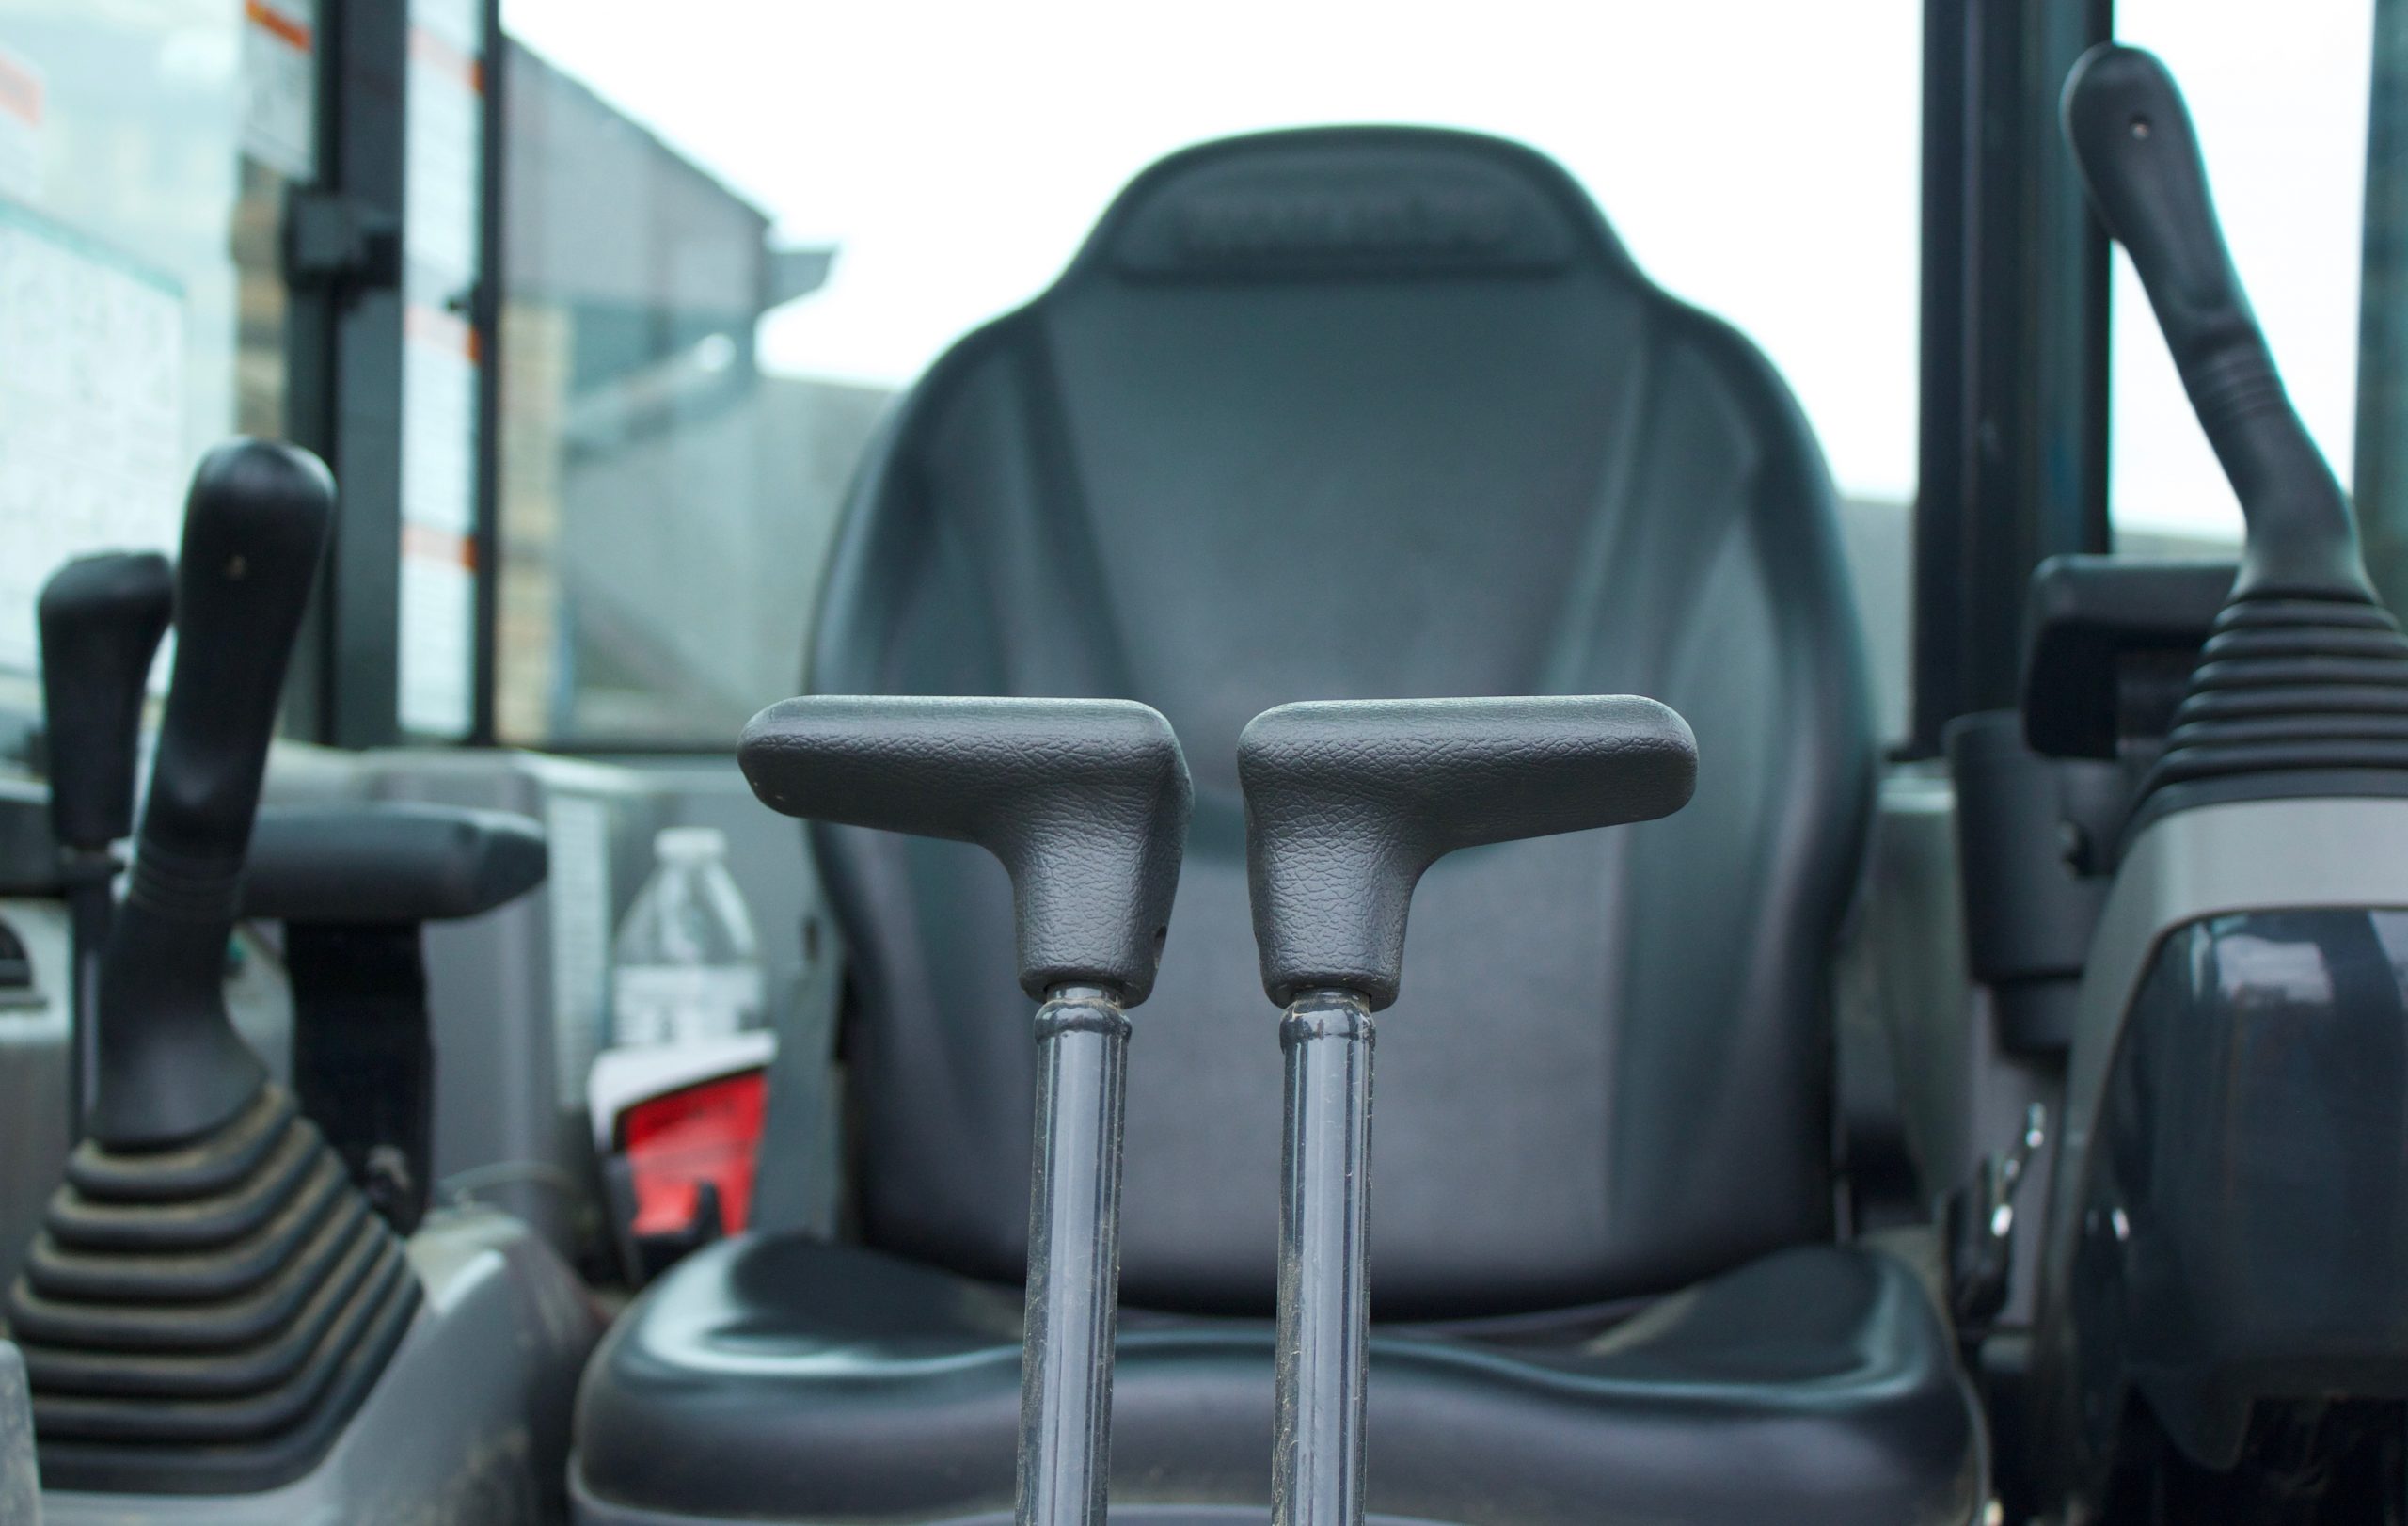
[594,825,774,1267]
[610,827,763,1046]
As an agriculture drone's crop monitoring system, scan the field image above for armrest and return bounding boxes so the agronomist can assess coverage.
[244,803,548,924]
[2022,554,2234,758]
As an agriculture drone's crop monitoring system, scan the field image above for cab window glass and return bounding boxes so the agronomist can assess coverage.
[0,0,314,701]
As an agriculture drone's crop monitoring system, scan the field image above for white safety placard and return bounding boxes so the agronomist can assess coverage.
[0,202,184,678]
[399,302,479,735]
[395,0,485,737]
[545,793,614,1107]
[0,43,43,204]
[241,0,317,182]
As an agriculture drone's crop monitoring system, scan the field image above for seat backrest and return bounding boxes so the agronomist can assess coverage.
[808,126,1875,1318]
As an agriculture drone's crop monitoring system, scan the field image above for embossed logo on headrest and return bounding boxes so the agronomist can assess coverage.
[1104,147,1583,280]
[1173,187,1517,262]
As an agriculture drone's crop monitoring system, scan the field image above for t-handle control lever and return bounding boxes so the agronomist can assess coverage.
[1237,695,1696,1526]
[742,694,1190,1002]
[87,439,334,1149]
[2062,43,2369,601]
[1241,694,1697,1009]
[36,550,172,1134]
[739,694,1192,1526]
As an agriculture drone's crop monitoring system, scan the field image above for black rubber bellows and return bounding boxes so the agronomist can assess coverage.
[2147,594,2408,795]
[7,1089,420,1491]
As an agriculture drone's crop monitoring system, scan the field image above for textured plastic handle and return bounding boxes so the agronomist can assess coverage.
[38,551,172,851]
[2061,43,2368,599]
[740,695,1192,1004]
[126,440,335,913]
[1239,695,1697,1009]
[89,439,334,1147]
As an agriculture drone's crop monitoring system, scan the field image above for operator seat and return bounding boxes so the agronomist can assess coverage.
[574,127,1981,1525]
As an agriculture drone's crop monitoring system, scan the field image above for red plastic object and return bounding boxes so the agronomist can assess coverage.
[618,1068,768,1236]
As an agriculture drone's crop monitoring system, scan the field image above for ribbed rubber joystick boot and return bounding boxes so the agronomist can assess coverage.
[8,1089,420,1491]
[2061,46,2408,837]
[2149,595,2408,793]
[3,441,420,1495]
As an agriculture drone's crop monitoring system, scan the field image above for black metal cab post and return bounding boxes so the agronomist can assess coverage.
[1914,0,2115,754]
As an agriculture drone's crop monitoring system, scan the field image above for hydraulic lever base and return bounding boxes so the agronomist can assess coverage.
[1018,983,1132,1526]
[1275,988,1375,1526]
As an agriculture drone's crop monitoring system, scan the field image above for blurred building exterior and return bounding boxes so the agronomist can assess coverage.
[499,39,886,746]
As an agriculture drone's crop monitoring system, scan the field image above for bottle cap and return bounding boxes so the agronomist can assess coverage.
[655,825,727,860]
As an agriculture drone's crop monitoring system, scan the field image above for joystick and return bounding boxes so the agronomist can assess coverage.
[36,550,172,1135]
[7,441,421,1494]
[2063,45,2408,833]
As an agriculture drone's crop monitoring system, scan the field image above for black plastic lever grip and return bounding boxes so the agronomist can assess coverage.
[740,695,1192,1004]
[38,552,172,852]
[2061,43,2368,599]
[89,440,334,1147]
[1239,695,1696,1009]
[126,440,335,914]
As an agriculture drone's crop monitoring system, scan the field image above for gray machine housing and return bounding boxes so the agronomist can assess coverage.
[2035,794,2408,1499]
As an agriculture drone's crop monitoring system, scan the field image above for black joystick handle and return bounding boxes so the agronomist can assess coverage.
[38,551,174,1133]
[39,552,173,853]
[739,695,1192,1003]
[1239,695,1697,1009]
[2062,43,2370,600]
[87,440,335,1148]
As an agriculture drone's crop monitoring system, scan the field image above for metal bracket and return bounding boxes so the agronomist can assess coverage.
[284,192,402,293]
[1947,1103,2047,1338]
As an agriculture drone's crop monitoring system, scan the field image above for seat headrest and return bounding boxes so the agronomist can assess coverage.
[1073,126,1624,284]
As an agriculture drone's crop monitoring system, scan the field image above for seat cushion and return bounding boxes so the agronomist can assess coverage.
[573,1234,1982,1526]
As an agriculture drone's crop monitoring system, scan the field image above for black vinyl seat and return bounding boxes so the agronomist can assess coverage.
[573,125,1982,1524]
[578,1236,1976,1526]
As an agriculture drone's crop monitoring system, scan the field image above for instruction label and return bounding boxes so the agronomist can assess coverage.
[241,0,317,181]
[546,794,614,1108]
[395,0,486,737]
[0,202,183,677]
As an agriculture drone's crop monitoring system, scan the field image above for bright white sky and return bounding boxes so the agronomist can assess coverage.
[500,0,2375,537]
